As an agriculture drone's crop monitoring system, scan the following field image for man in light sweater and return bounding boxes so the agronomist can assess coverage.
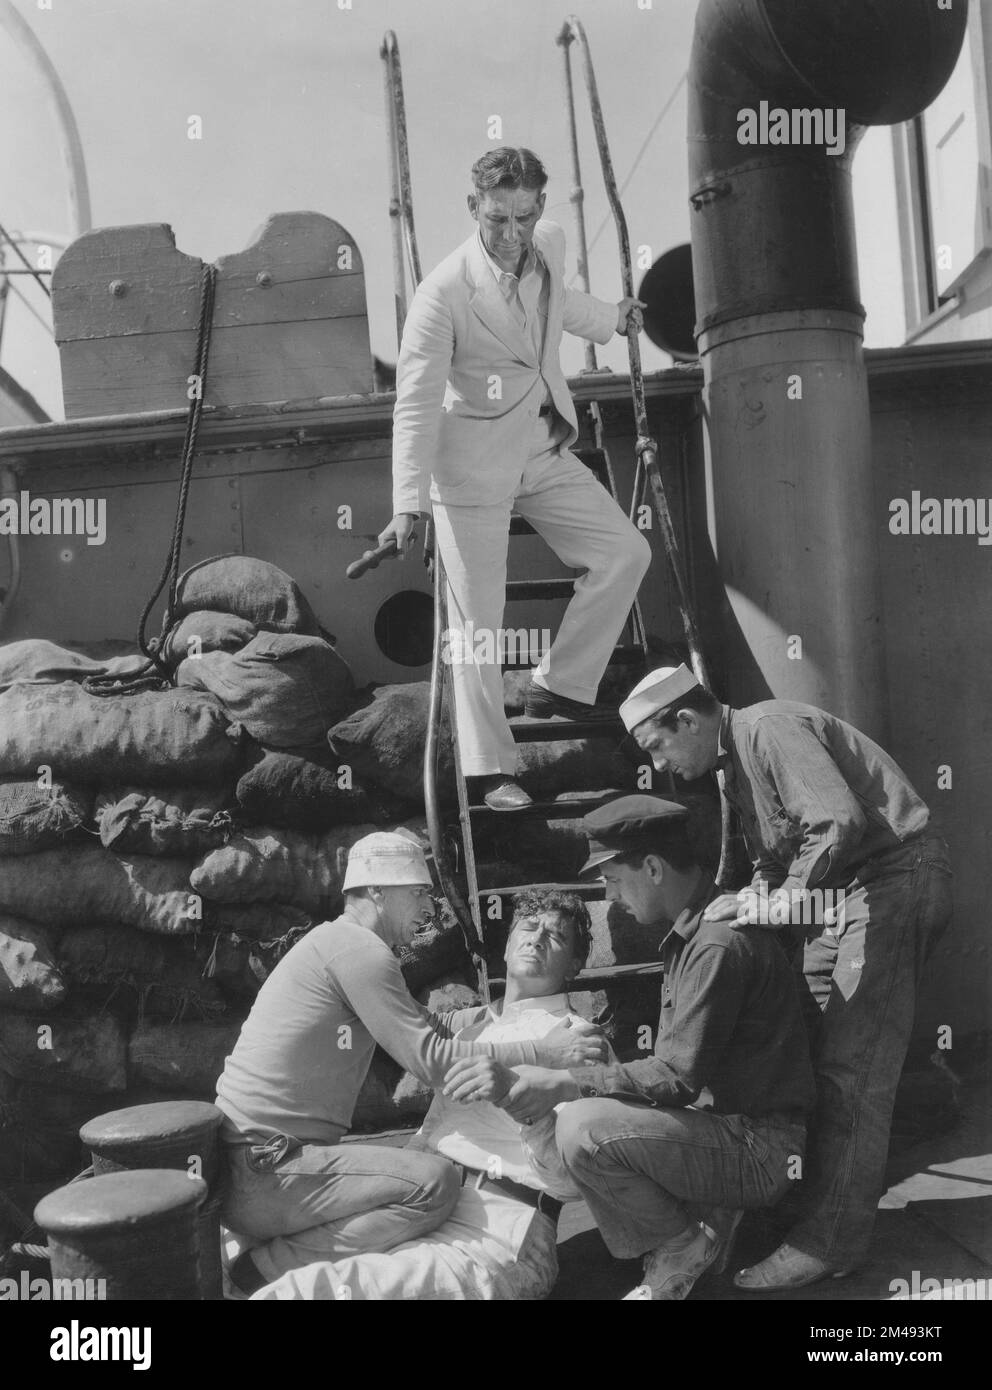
[250,888,599,1300]
[216,834,603,1296]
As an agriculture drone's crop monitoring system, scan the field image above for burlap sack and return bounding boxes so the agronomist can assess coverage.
[0,1082,183,1185]
[0,777,93,854]
[0,637,147,694]
[96,785,235,857]
[177,632,355,754]
[159,610,258,668]
[128,1019,243,1094]
[171,555,322,635]
[190,819,429,914]
[0,1009,127,1092]
[328,682,454,803]
[236,750,412,831]
[0,683,244,785]
[0,846,200,935]
[516,738,637,799]
[57,924,227,1021]
[397,913,471,996]
[208,902,315,942]
[190,823,378,911]
[0,916,66,1011]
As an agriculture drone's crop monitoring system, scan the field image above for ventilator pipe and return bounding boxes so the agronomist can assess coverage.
[688,0,968,734]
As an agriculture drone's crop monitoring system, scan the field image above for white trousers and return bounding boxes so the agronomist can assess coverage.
[431,418,651,776]
[249,1184,560,1301]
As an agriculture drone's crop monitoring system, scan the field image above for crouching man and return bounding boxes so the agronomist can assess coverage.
[496,796,815,1301]
[250,889,598,1300]
[215,836,603,1296]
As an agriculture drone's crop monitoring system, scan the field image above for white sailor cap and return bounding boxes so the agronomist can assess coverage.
[619,663,699,733]
[342,832,433,890]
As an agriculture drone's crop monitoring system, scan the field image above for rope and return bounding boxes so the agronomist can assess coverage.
[84,262,217,697]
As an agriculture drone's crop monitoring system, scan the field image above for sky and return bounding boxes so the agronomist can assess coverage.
[0,0,904,420]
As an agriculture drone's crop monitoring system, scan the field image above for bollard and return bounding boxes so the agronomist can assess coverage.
[78,1100,225,1299]
[79,1100,223,1186]
[35,1169,207,1300]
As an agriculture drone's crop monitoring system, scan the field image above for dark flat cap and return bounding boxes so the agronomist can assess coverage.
[580,795,689,876]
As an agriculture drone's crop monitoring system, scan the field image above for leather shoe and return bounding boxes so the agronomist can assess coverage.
[473,775,533,811]
[524,682,617,722]
[622,1222,721,1301]
[733,1242,853,1291]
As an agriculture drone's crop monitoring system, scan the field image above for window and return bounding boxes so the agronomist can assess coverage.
[899,7,992,324]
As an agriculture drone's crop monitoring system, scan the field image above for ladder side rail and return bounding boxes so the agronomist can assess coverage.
[383,31,423,291]
[559,14,733,884]
[424,544,491,998]
[380,31,408,350]
[556,26,598,373]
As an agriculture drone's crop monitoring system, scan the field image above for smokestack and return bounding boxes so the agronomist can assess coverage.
[688,0,968,733]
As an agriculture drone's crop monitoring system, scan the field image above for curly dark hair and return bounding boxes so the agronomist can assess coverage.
[509,888,592,968]
[471,147,548,194]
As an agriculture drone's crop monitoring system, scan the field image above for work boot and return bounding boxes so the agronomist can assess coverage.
[471,775,533,811]
[621,1222,720,1301]
[692,1205,744,1278]
[733,1242,853,1291]
[524,682,617,722]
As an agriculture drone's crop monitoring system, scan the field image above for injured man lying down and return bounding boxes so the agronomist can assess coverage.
[249,889,600,1300]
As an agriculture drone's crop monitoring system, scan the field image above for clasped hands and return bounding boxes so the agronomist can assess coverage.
[441,1015,604,1124]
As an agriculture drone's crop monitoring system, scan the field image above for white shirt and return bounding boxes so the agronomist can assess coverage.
[477,232,553,408]
[410,992,582,1201]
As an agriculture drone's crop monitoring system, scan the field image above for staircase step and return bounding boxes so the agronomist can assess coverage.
[467,789,622,818]
[510,714,625,742]
[500,642,645,672]
[505,578,574,602]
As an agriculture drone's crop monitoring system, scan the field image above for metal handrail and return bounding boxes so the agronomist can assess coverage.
[556,15,733,884]
[423,541,489,990]
[382,32,482,978]
[380,31,423,349]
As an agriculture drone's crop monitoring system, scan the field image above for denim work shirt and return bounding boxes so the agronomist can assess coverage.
[570,877,815,1120]
[718,702,931,896]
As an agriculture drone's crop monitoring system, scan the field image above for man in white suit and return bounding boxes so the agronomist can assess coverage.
[379,147,651,810]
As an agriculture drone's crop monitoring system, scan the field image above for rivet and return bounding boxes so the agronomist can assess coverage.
[256,271,272,287]
[109,280,127,297]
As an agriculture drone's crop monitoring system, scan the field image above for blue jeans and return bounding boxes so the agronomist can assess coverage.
[789,833,953,1267]
[556,1102,805,1259]
[221,1134,461,1284]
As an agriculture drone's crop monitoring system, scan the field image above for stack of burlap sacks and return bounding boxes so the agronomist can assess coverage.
[0,556,665,1193]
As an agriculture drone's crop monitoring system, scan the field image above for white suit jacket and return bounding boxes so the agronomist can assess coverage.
[391,220,618,514]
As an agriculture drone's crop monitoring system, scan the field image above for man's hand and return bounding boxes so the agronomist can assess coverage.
[533,1016,607,1069]
[703,888,790,929]
[442,1057,515,1105]
[377,513,420,561]
[702,893,741,922]
[498,1066,580,1125]
[616,297,646,334]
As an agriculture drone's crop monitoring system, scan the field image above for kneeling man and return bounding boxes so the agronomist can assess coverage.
[497,796,815,1301]
[217,837,602,1295]
[251,889,597,1300]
